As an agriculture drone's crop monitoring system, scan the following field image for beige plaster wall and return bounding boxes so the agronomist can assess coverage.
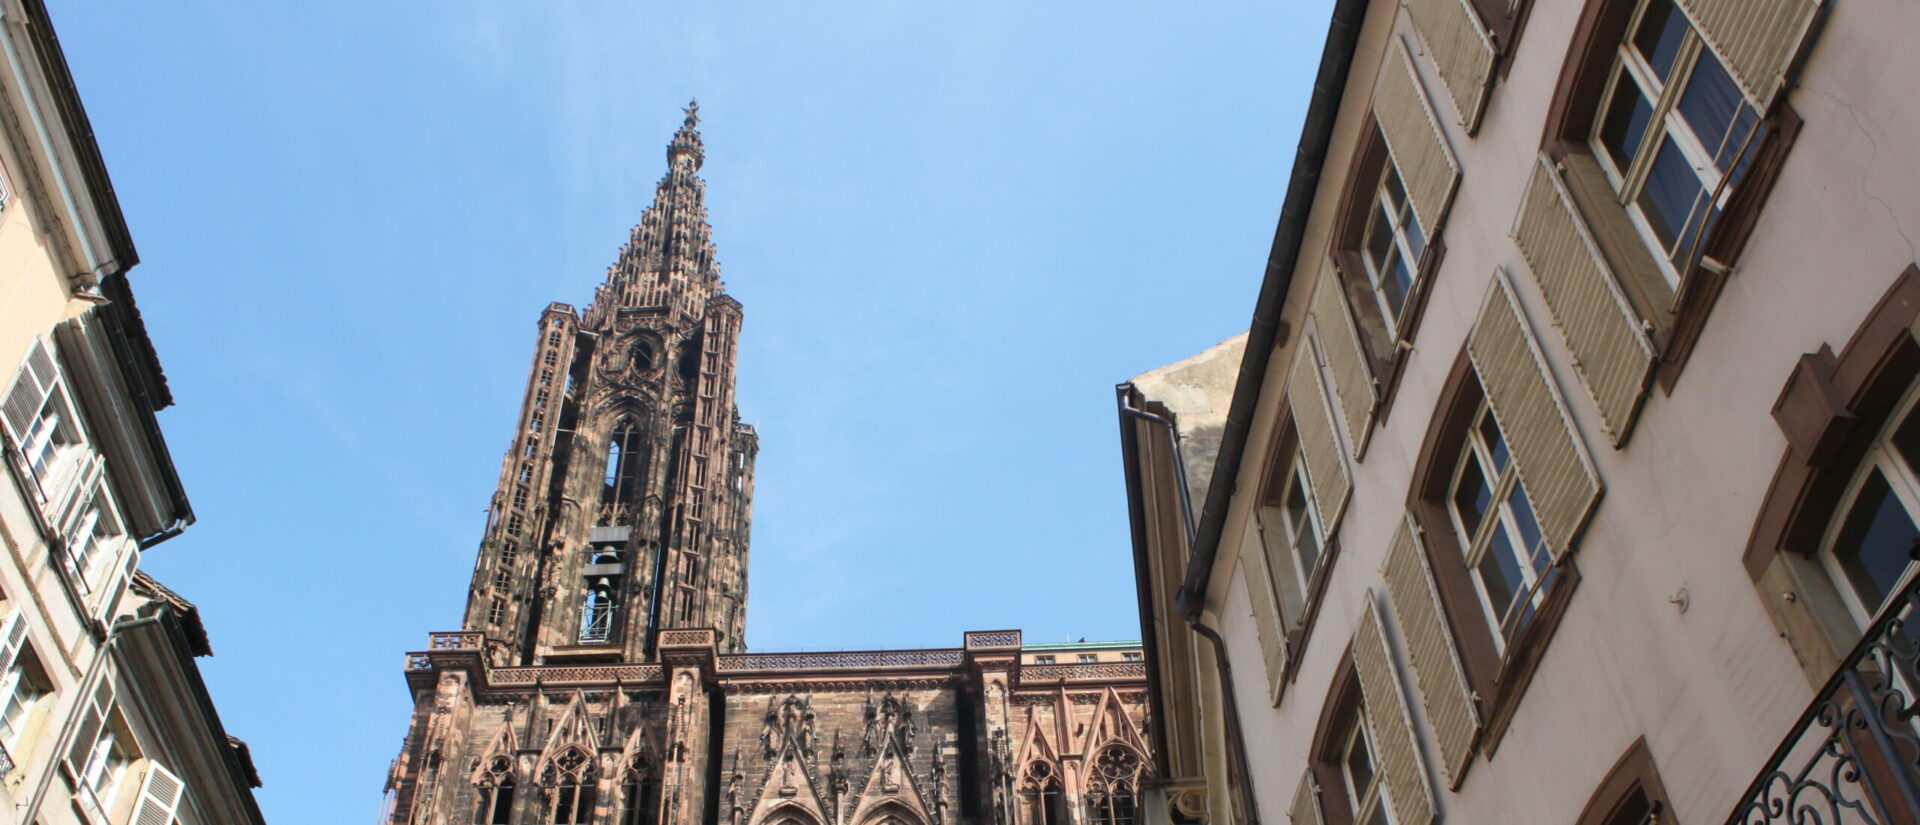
[1206,0,1920,821]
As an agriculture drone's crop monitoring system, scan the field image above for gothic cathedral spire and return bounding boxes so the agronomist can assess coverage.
[594,99,723,320]
[460,104,757,663]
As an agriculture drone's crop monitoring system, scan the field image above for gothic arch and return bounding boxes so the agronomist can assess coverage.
[535,744,599,825]
[1084,742,1148,825]
[756,801,825,825]
[855,800,932,825]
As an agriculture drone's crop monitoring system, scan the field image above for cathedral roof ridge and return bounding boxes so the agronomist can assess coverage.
[1021,639,1143,651]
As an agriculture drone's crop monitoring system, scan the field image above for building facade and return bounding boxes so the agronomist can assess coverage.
[0,1,263,824]
[383,107,1151,825]
[1124,0,1920,824]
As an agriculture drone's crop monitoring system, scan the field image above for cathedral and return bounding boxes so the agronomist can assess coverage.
[381,104,1153,825]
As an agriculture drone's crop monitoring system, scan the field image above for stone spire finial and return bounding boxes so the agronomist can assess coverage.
[669,97,704,171]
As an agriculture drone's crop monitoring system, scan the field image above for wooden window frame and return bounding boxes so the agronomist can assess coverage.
[1305,646,1366,825]
[1254,413,1344,696]
[1572,738,1676,825]
[1749,267,1920,578]
[1745,267,1920,680]
[1406,347,1582,756]
[1471,0,1535,67]
[1329,114,1450,425]
[1541,0,1804,394]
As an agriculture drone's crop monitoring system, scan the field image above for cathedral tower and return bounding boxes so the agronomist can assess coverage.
[464,100,757,664]
[383,105,1149,825]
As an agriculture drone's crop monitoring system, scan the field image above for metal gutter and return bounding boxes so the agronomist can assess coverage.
[1118,386,1261,825]
[1180,0,1371,618]
[5,0,192,535]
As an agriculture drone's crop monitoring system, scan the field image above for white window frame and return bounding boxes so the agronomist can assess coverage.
[1589,0,1761,287]
[1356,161,1427,336]
[0,609,42,752]
[3,339,94,514]
[1446,399,1552,652]
[1268,451,1325,612]
[1340,712,1395,825]
[1820,382,1920,627]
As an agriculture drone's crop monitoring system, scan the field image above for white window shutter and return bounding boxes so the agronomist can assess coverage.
[1373,36,1461,238]
[1402,0,1498,132]
[2,341,56,440]
[64,673,114,773]
[1288,341,1352,540]
[0,611,25,675]
[132,761,185,825]
[1353,596,1436,825]
[1675,0,1822,109]
[95,550,136,622]
[1466,268,1605,561]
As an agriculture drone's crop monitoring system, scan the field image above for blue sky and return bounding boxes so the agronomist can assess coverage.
[51,1,1330,820]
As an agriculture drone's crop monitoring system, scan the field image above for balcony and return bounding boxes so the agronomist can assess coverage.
[1730,576,1920,824]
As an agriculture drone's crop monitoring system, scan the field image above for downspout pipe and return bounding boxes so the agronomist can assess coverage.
[19,606,166,825]
[1117,388,1261,825]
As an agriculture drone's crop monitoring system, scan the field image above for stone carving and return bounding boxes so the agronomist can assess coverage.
[762,694,817,762]
[861,692,915,760]
[726,752,745,825]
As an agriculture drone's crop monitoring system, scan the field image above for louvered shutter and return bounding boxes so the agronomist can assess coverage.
[95,550,136,622]
[1467,269,1604,561]
[1239,533,1289,704]
[132,761,185,825]
[1310,269,1378,456]
[1381,514,1479,788]
[0,611,25,676]
[1290,769,1325,825]
[1511,155,1657,444]
[2,341,57,440]
[1402,0,1497,132]
[1373,37,1460,241]
[1288,343,1352,540]
[65,673,114,772]
[1353,598,1435,825]
[1676,0,1822,109]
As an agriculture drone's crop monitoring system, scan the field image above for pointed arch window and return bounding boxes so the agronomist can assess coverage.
[474,755,515,825]
[1086,746,1144,825]
[1018,761,1065,825]
[539,747,597,825]
[619,755,661,825]
[603,421,647,508]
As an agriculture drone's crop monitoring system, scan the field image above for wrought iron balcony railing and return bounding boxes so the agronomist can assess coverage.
[1729,576,1920,825]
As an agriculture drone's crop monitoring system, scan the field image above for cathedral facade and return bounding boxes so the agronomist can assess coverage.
[381,106,1152,825]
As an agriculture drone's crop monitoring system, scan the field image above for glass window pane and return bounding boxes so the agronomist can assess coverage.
[1632,0,1689,82]
[1381,250,1413,320]
[1636,138,1707,254]
[1401,208,1426,262]
[1383,165,1409,214]
[1344,729,1374,797]
[1452,456,1491,538]
[1507,480,1546,570]
[1678,52,1745,167]
[1722,107,1762,183]
[1477,528,1525,625]
[1365,204,1395,271]
[1890,402,1920,479]
[1600,81,1654,173]
[1293,512,1322,581]
[1479,410,1509,472]
[1833,469,1920,614]
[1605,788,1654,825]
